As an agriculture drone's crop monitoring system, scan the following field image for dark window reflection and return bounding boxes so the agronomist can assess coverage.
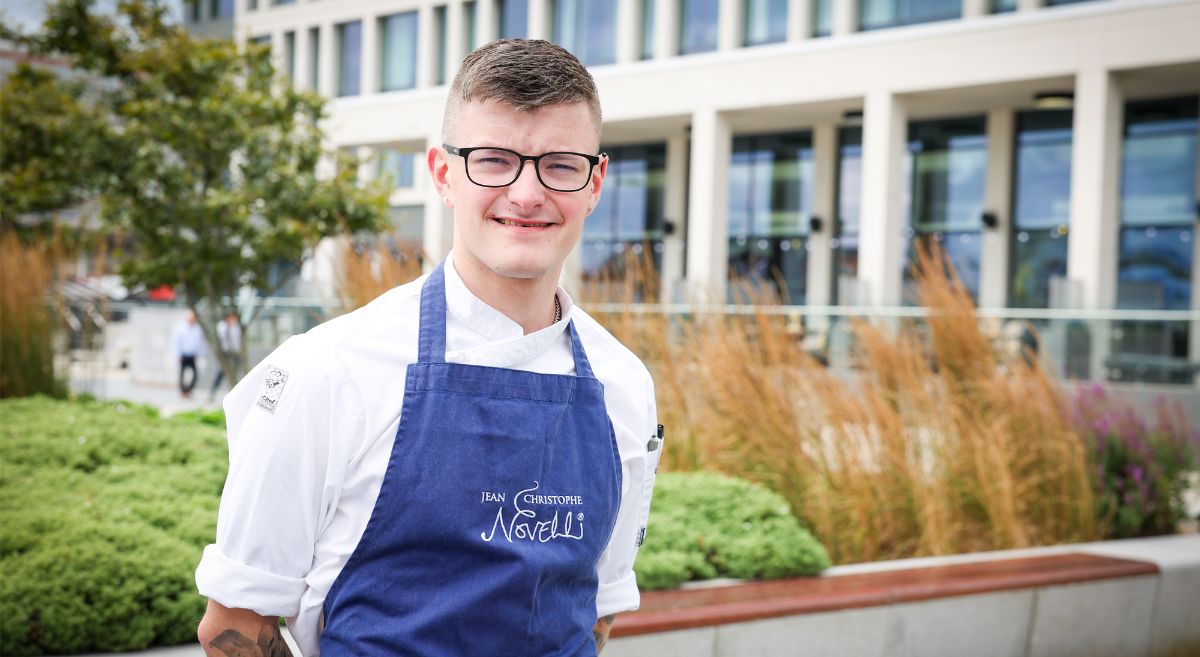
[728,132,813,304]
[904,116,987,302]
[553,0,616,65]
[337,21,362,97]
[1112,96,1198,385]
[583,144,666,301]
[744,0,788,46]
[859,0,961,31]
[500,0,529,38]
[813,0,833,36]
[679,0,719,54]
[1009,110,1072,308]
[834,126,862,304]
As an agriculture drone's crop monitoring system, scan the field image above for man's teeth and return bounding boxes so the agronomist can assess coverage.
[496,218,551,227]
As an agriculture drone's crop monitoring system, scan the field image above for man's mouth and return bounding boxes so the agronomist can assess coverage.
[494,218,554,228]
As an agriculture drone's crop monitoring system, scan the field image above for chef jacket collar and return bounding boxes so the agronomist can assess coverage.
[443,252,576,369]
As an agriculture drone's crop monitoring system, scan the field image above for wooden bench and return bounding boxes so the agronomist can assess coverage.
[611,552,1159,638]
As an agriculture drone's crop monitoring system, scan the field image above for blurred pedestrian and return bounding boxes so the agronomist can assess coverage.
[209,311,242,401]
[172,310,205,398]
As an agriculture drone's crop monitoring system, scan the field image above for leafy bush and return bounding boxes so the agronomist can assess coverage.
[635,472,830,590]
[0,397,227,656]
[1072,385,1200,538]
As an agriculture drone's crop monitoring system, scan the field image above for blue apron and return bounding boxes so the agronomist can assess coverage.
[320,261,623,657]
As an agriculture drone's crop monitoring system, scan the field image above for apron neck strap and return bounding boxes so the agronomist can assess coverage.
[418,258,596,376]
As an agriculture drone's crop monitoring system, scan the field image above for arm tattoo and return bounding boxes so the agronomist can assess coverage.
[209,624,293,657]
[592,614,616,654]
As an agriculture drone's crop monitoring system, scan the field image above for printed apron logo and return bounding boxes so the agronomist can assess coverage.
[480,481,585,544]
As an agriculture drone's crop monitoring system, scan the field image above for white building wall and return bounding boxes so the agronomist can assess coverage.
[220,0,1200,318]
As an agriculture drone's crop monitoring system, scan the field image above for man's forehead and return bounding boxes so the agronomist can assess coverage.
[448,98,601,149]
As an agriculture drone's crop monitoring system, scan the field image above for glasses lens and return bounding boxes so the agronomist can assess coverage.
[537,153,592,191]
[466,148,521,186]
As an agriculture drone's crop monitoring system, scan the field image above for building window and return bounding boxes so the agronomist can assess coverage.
[435,6,448,85]
[337,21,362,97]
[464,1,478,51]
[272,0,296,5]
[1046,0,1100,5]
[552,0,617,66]
[813,0,833,37]
[309,27,321,90]
[743,0,788,46]
[380,12,419,92]
[991,0,1016,12]
[728,132,814,304]
[1009,110,1072,309]
[905,116,987,302]
[283,31,296,81]
[377,146,419,189]
[679,0,719,55]
[190,0,202,23]
[640,0,655,59]
[210,0,235,20]
[859,0,962,31]
[583,144,667,302]
[500,0,529,38]
[248,0,258,10]
[1112,96,1198,384]
[834,126,862,304]
[250,34,271,46]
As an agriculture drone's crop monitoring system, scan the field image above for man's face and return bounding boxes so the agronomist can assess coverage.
[428,99,606,289]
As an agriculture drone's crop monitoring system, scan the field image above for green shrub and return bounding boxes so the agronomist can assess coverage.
[634,472,831,590]
[0,396,227,656]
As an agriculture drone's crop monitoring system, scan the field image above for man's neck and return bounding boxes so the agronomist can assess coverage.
[452,257,561,335]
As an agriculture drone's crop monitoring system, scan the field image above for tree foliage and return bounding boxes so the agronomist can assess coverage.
[1,0,390,382]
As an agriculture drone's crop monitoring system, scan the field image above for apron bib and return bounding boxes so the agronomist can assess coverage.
[320,261,622,657]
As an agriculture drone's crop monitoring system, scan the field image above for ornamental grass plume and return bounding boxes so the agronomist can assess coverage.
[583,242,1099,564]
[335,239,425,312]
[0,230,68,398]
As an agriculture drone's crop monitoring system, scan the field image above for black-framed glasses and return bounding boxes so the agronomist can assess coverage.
[444,144,603,193]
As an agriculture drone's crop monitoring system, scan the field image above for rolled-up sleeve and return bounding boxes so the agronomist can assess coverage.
[195,335,349,618]
[595,367,660,617]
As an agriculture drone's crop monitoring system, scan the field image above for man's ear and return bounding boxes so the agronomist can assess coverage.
[427,145,454,208]
[588,153,608,210]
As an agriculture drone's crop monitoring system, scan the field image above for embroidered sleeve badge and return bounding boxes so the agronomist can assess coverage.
[256,365,289,414]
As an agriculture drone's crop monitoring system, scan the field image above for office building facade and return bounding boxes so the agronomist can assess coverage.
[186,0,1200,386]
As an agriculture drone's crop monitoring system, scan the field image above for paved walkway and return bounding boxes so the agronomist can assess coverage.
[70,365,227,417]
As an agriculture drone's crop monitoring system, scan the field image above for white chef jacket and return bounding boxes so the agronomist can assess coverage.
[195,254,660,656]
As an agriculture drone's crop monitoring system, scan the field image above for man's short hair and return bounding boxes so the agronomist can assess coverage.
[444,39,602,144]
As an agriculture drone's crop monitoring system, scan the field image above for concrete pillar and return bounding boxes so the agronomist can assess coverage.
[528,0,550,40]
[1018,0,1044,11]
[1067,67,1122,380]
[417,3,437,88]
[963,0,988,19]
[808,123,838,309]
[617,0,640,64]
[294,26,311,91]
[832,0,857,36]
[654,0,679,57]
[662,133,690,303]
[979,108,1015,309]
[318,22,336,98]
[360,15,379,96]
[858,89,907,308]
[271,29,286,77]
[685,108,733,303]
[718,0,742,50]
[477,0,498,44]
[446,1,466,83]
[788,0,813,41]
[1067,68,1122,311]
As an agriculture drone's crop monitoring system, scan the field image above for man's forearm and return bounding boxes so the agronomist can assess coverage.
[198,600,294,657]
[593,614,616,654]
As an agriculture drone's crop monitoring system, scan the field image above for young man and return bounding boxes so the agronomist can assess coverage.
[172,310,205,398]
[196,40,661,656]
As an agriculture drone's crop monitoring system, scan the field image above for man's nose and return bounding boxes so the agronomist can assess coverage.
[506,161,546,207]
